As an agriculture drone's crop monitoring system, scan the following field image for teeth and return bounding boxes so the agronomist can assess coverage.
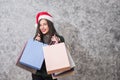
[42,29,46,32]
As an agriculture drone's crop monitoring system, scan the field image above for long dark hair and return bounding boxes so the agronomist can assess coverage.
[34,19,58,44]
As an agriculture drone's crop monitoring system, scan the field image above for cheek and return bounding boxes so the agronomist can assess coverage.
[39,27,42,31]
[46,26,49,32]
[45,25,49,32]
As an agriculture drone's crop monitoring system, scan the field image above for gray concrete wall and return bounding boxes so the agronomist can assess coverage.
[0,0,120,80]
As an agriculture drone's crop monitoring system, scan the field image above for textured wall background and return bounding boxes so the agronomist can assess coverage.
[0,0,120,80]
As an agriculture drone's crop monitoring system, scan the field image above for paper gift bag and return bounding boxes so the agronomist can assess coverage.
[43,42,71,74]
[19,39,45,70]
[52,46,76,79]
[52,68,75,79]
[16,42,37,74]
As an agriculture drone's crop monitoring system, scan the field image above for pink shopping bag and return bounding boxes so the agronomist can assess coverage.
[52,45,76,79]
[43,42,71,74]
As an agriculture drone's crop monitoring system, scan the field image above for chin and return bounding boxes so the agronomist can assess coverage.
[42,32,48,35]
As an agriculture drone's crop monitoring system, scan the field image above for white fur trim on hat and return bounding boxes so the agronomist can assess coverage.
[38,15,53,22]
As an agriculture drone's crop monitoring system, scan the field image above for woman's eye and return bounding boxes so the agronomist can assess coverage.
[40,23,47,27]
[43,23,47,26]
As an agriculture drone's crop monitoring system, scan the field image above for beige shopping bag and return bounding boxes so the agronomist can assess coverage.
[43,42,71,74]
[52,68,75,79]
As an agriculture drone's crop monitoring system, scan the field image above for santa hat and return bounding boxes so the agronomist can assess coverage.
[35,11,53,27]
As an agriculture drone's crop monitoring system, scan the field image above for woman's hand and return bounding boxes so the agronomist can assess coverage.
[35,33,41,41]
[51,35,60,44]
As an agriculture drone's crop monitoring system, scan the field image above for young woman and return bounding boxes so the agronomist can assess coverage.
[32,12,64,80]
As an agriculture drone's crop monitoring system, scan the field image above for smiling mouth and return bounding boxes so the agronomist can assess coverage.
[41,29,46,32]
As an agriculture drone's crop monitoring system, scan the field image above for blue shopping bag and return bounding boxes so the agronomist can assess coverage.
[20,39,46,70]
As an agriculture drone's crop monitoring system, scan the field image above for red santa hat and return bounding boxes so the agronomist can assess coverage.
[35,11,53,27]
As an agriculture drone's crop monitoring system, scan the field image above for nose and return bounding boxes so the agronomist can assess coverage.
[40,24,46,28]
[40,24,44,28]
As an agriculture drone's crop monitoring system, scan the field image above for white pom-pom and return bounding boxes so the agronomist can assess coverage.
[35,24,38,28]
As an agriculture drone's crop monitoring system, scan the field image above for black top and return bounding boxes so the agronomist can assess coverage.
[32,35,65,80]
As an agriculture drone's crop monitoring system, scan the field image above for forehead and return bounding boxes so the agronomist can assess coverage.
[39,19,47,24]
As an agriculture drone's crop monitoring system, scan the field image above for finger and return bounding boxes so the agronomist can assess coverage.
[37,33,40,37]
[51,36,59,44]
[51,37,55,41]
[35,36,41,41]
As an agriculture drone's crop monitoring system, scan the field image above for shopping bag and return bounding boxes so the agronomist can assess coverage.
[52,68,75,79]
[43,42,71,74]
[52,45,75,79]
[16,42,37,74]
[19,39,45,70]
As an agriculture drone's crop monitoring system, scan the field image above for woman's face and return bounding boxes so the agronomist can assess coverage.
[39,19,49,34]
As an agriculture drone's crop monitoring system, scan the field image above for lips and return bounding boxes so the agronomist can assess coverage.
[41,29,46,33]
